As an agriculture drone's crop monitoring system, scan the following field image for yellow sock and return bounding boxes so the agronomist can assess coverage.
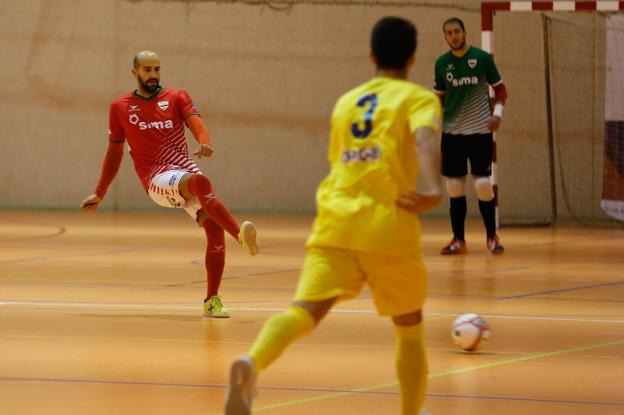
[249,306,315,371]
[395,323,428,415]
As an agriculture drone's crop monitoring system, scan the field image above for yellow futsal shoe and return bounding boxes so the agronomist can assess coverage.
[225,355,257,415]
[203,295,231,318]
[238,221,259,256]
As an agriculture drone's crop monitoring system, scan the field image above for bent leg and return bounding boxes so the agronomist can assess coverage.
[178,173,240,240]
[392,310,428,415]
[249,298,336,371]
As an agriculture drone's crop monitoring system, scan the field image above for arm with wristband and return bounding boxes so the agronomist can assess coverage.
[487,53,508,132]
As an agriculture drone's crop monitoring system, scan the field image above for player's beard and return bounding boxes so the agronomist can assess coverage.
[449,36,466,51]
[139,75,160,94]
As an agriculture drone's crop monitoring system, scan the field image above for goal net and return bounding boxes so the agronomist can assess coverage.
[602,14,624,221]
[486,2,624,226]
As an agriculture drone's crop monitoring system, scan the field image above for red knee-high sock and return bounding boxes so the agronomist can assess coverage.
[187,174,240,240]
[203,216,225,299]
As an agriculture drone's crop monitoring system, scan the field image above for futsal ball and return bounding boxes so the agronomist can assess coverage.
[451,313,491,351]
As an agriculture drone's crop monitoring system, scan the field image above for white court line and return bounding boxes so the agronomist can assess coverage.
[1,300,624,324]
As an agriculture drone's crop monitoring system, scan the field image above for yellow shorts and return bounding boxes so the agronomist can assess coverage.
[294,247,428,317]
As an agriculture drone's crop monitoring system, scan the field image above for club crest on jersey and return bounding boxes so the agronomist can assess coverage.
[468,58,477,69]
[157,100,169,111]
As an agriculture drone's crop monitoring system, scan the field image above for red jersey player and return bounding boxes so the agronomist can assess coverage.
[80,50,258,318]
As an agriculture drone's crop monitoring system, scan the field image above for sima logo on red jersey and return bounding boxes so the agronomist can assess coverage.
[128,113,174,131]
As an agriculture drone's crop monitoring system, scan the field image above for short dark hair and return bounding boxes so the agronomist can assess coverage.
[443,17,465,32]
[370,17,417,70]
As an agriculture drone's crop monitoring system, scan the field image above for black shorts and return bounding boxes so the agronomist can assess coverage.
[441,132,493,177]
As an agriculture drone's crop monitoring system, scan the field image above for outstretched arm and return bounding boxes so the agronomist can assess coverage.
[186,114,214,159]
[80,141,124,211]
[396,126,443,213]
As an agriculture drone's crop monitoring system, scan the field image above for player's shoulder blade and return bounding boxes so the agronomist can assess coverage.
[411,83,437,99]
[404,83,437,110]
[335,79,373,108]
[347,79,375,97]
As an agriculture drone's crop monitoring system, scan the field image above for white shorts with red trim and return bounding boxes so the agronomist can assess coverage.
[148,170,202,220]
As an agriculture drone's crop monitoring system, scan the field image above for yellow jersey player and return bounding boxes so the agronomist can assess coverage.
[224,17,442,415]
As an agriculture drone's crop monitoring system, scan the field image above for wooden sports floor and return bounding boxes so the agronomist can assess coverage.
[1,211,623,415]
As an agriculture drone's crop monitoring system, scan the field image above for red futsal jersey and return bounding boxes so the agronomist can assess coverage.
[108,87,202,191]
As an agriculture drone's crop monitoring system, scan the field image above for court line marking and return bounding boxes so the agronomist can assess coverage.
[226,338,624,414]
[0,376,622,408]
[0,248,141,264]
[167,268,302,285]
[3,277,623,303]
[497,280,624,300]
[0,332,538,356]
[426,393,624,407]
[1,300,623,323]
[0,221,66,243]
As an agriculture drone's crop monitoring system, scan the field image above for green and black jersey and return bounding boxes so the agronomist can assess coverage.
[434,46,502,135]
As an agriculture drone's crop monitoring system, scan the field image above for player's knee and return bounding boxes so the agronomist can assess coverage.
[445,178,466,198]
[474,176,494,201]
[186,173,215,197]
[294,298,336,324]
[196,209,209,226]
[191,173,212,189]
[392,309,422,326]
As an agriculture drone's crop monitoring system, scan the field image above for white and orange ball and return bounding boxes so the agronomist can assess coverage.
[452,313,491,351]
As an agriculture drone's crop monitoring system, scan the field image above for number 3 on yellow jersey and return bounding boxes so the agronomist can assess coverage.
[351,94,378,139]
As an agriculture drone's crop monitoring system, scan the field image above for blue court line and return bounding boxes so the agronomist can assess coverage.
[1,376,622,407]
[497,280,624,300]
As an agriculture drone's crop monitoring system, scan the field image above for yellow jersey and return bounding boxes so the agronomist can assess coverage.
[306,76,441,255]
